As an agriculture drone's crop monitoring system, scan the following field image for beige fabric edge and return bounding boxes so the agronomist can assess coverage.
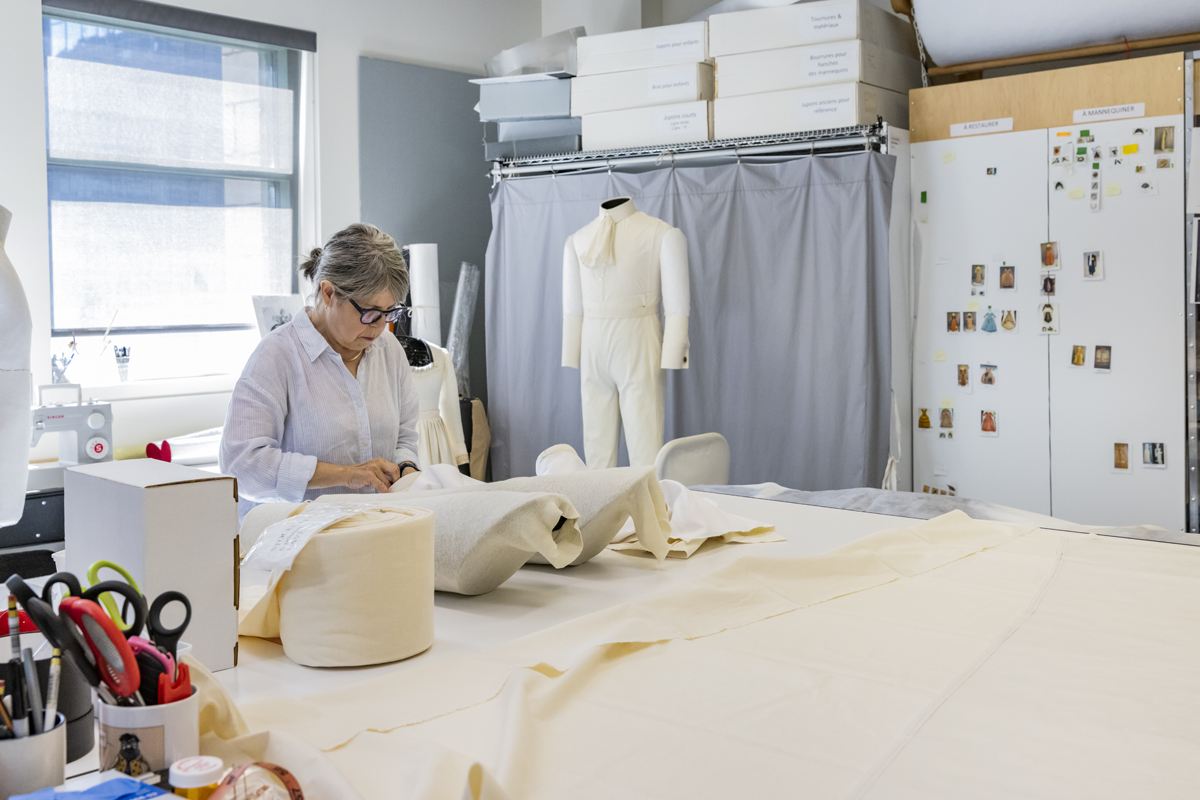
[236,511,1036,753]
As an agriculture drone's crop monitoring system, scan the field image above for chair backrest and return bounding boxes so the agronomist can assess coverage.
[654,433,731,487]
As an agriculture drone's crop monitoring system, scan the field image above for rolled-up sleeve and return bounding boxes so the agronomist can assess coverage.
[219,373,317,504]
[393,354,420,466]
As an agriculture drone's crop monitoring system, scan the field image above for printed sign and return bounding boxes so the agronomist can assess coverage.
[646,65,698,104]
[653,25,704,62]
[654,104,708,141]
[950,117,1014,137]
[1072,102,1144,123]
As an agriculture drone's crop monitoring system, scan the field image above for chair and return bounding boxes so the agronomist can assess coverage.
[654,433,731,487]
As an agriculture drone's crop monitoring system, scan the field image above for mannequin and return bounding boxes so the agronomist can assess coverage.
[562,197,690,469]
[394,320,469,473]
[0,205,33,526]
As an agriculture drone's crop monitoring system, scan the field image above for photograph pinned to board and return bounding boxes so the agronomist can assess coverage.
[1000,309,1018,332]
[1135,164,1145,173]
[1094,345,1112,372]
[980,410,998,437]
[980,306,999,334]
[1038,302,1059,335]
[1108,146,1119,158]
[1040,241,1059,269]
[1154,126,1174,154]
[957,363,972,392]
[1054,180,1066,190]
[1040,272,1057,296]
[1077,129,1093,143]
[998,265,1016,291]
[1070,345,1086,368]
[1140,179,1158,196]
[971,264,986,294]
[947,311,961,334]
[979,363,997,387]
[1083,251,1103,280]
[939,408,953,429]
[1113,442,1130,473]
[1142,442,1166,468]
[1157,157,1173,169]
[917,408,931,429]
[963,310,977,332]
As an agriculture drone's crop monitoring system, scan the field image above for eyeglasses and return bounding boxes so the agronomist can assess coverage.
[346,297,407,324]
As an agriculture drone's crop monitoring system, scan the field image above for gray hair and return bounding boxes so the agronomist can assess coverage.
[299,223,408,307]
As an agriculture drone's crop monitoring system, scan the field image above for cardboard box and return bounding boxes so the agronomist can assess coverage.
[709,0,918,59]
[478,78,572,121]
[713,82,907,140]
[572,62,714,117]
[485,134,581,161]
[716,40,920,98]
[485,118,582,142]
[582,100,712,152]
[64,460,238,671]
[577,21,708,77]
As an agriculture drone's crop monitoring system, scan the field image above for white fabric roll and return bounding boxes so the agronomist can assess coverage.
[0,205,32,527]
[408,243,441,346]
[240,505,435,667]
[913,0,1200,66]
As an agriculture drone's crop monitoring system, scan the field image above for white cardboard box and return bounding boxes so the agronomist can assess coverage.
[709,0,917,59]
[582,100,712,151]
[572,62,714,117]
[577,21,708,76]
[716,40,920,98]
[64,460,239,671]
[713,82,907,140]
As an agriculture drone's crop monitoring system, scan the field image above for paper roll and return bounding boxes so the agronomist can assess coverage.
[408,243,441,346]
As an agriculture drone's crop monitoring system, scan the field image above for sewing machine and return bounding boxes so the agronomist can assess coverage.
[27,384,113,492]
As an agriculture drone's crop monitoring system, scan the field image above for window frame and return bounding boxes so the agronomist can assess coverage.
[42,7,303,337]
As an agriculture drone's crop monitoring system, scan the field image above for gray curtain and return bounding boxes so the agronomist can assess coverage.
[485,153,895,488]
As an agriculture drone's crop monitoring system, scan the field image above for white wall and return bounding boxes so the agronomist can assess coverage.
[542,0,643,36]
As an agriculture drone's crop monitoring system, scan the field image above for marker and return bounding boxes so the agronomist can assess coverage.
[9,667,28,738]
[22,649,43,735]
[7,595,19,661]
[44,649,61,732]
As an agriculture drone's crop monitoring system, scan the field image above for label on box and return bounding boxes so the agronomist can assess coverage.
[647,65,698,104]
[798,87,854,121]
[655,104,708,140]
[804,45,858,83]
[801,0,856,39]
[241,505,363,571]
[1073,102,1144,123]
[950,117,1013,137]
[654,26,704,62]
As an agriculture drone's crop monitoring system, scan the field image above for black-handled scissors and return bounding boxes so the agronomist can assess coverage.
[5,574,147,641]
[5,572,81,608]
[146,591,190,665]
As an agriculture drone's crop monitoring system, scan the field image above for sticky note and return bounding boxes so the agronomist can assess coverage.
[1093,162,1100,169]
[967,301,980,312]
[1105,184,1121,196]
[1057,131,1071,137]
[1123,143,1138,154]
[943,152,956,164]
[1069,188,1085,199]
[1076,146,1087,154]
[940,398,954,409]
[933,350,947,362]
[1080,129,1090,136]
[920,191,927,203]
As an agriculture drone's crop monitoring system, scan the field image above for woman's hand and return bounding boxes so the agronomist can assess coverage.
[310,459,399,493]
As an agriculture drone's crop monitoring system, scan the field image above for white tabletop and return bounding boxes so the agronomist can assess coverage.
[217,493,912,705]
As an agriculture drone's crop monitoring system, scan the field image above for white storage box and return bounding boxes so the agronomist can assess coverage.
[582,100,712,151]
[716,40,920,98]
[572,62,714,117]
[64,460,238,671]
[709,0,917,59]
[477,77,572,121]
[492,118,582,142]
[577,21,708,76]
[713,82,907,139]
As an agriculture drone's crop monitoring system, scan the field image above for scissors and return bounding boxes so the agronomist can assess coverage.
[59,595,143,703]
[86,561,143,633]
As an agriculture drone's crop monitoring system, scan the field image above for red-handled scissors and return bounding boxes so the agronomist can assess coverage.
[59,596,142,703]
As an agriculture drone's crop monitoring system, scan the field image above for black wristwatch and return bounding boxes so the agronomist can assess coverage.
[397,460,419,476]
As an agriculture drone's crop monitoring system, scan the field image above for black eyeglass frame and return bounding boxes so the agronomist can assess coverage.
[346,296,408,324]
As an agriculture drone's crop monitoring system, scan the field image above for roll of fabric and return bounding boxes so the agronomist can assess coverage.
[240,505,435,667]
[408,243,441,346]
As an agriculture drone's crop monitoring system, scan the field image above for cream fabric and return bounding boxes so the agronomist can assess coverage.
[562,198,691,468]
[232,512,1200,798]
[469,399,491,482]
[312,491,583,595]
[413,344,470,468]
[239,506,435,667]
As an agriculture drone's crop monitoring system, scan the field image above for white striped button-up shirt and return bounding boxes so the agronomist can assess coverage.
[219,309,420,521]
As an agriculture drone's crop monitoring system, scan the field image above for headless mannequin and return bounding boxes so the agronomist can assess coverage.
[0,205,33,525]
[562,196,690,469]
[395,314,469,474]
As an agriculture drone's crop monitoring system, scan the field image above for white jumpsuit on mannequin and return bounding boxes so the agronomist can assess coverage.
[562,197,690,469]
[411,342,470,470]
[0,205,33,526]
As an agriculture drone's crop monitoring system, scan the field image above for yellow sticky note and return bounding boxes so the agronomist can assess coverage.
[1105,184,1121,196]
[942,152,956,164]
[967,301,980,312]
[1068,188,1085,199]
[1056,131,1072,137]
[940,398,954,409]
[933,350,947,362]
[1123,143,1138,154]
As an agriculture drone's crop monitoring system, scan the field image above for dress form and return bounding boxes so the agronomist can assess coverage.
[0,205,33,525]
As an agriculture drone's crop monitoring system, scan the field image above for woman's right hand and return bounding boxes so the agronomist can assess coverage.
[340,458,401,493]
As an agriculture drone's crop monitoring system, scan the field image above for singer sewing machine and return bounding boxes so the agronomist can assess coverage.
[26,384,113,493]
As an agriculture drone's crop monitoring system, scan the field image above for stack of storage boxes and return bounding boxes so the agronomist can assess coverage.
[573,21,714,152]
[477,75,580,161]
[710,0,919,140]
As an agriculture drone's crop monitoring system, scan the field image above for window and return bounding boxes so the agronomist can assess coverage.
[41,5,314,381]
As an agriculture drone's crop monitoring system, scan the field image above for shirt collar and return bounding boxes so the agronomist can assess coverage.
[600,197,636,224]
[293,308,330,363]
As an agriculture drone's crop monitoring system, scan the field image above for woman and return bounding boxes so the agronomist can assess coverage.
[220,223,421,521]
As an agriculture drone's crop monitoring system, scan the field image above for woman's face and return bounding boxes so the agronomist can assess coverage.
[318,280,395,352]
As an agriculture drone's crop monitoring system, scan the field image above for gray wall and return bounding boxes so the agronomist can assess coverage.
[358,56,492,404]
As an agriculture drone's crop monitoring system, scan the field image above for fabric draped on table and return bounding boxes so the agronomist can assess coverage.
[485,154,895,486]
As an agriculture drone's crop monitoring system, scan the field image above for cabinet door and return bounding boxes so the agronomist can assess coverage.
[911,130,1051,513]
[1046,116,1187,530]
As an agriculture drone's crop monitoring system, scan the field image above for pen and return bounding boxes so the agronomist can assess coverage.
[9,664,28,738]
[44,648,60,732]
[22,649,43,735]
[0,679,13,729]
[7,595,19,661]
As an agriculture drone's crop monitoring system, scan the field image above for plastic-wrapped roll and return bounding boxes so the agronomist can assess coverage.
[913,0,1200,66]
[408,243,441,346]
[0,205,32,527]
[240,506,435,668]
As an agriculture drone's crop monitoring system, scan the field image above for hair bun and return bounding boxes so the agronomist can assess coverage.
[298,246,323,280]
